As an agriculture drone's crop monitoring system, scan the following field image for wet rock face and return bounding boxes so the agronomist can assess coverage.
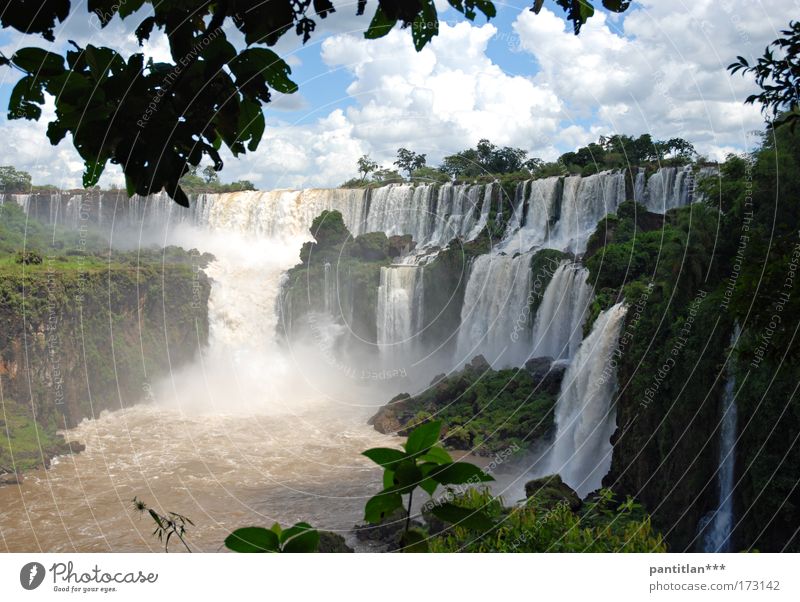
[368,357,566,455]
[524,474,582,512]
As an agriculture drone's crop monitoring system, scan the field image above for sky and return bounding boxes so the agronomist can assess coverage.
[0,0,794,190]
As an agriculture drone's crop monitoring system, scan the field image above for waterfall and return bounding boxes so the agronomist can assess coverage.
[427,183,489,247]
[376,266,424,360]
[323,262,335,314]
[551,171,626,254]
[502,176,561,253]
[701,325,741,552]
[549,302,628,497]
[530,262,593,360]
[455,252,533,368]
[633,168,646,205]
[643,166,693,213]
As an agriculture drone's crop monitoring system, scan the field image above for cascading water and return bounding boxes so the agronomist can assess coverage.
[455,252,533,368]
[376,265,425,372]
[530,262,593,360]
[643,166,693,213]
[700,325,741,552]
[551,171,627,254]
[502,176,561,253]
[549,302,628,497]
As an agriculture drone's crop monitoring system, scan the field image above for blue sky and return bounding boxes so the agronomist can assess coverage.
[0,0,792,189]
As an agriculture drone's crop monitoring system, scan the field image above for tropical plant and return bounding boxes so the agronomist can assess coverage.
[224,522,320,553]
[361,420,495,551]
[132,497,194,553]
[728,20,800,129]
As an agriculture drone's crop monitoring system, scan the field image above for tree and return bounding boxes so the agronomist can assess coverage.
[201,165,219,184]
[0,1,630,206]
[441,139,533,177]
[394,148,427,178]
[356,154,379,183]
[0,165,32,192]
[729,20,800,130]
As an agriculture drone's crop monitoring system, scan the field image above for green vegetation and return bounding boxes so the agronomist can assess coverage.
[133,497,194,553]
[0,165,32,192]
[369,360,562,455]
[0,201,211,477]
[429,486,666,552]
[0,400,75,473]
[581,123,800,551]
[729,20,800,129]
[178,165,255,194]
[281,210,394,344]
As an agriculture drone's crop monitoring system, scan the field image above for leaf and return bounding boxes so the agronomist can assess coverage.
[280,523,320,553]
[602,0,630,12]
[419,446,452,465]
[224,527,279,552]
[82,157,107,188]
[392,460,423,491]
[362,447,407,468]
[230,48,298,94]
[429,462,494,485]
[173,186,190,208]
[12,47,65,76]
[237,97,265,152]
[412,1,439,51]
[8,75,44,120]
[364,6,397,40]
[404,420,442,455]
[401,529,429,552]
[135,16,156,45]
[430,503,495,531]
[364,492,403,523]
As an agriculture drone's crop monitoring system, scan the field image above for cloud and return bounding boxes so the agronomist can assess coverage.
[512,0,794,159]
[0,1,793,188]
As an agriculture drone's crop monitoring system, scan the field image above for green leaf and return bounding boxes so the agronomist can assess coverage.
[364,6,397,40]
[404,420,442,455]
[8,75,44,120]
[83,157,107,188]
[280,523,320,553]
[364,492,403,523]
[412,1,439,51]
[419,446,452,465]
[362,447,407,468]
[401,529,429,552]
[237,97,265,152]
[602,0,630,13]
[224,527,279,552]
[12,47,65,76]
[419,477,439,496]
[392,460,423,491]
[383,469,395,489]
[230,48,298,94]
[430,503,495,531]
[429,462,494,485]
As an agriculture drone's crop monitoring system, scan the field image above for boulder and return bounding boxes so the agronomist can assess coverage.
[353,508,423,551]
[467,355,490,372]
[524,356,554,380]
[317,531,354,553]
[524,474,582,511]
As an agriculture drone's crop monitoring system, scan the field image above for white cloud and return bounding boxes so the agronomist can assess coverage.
[512,1,794,158]
[0,1,794,188]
